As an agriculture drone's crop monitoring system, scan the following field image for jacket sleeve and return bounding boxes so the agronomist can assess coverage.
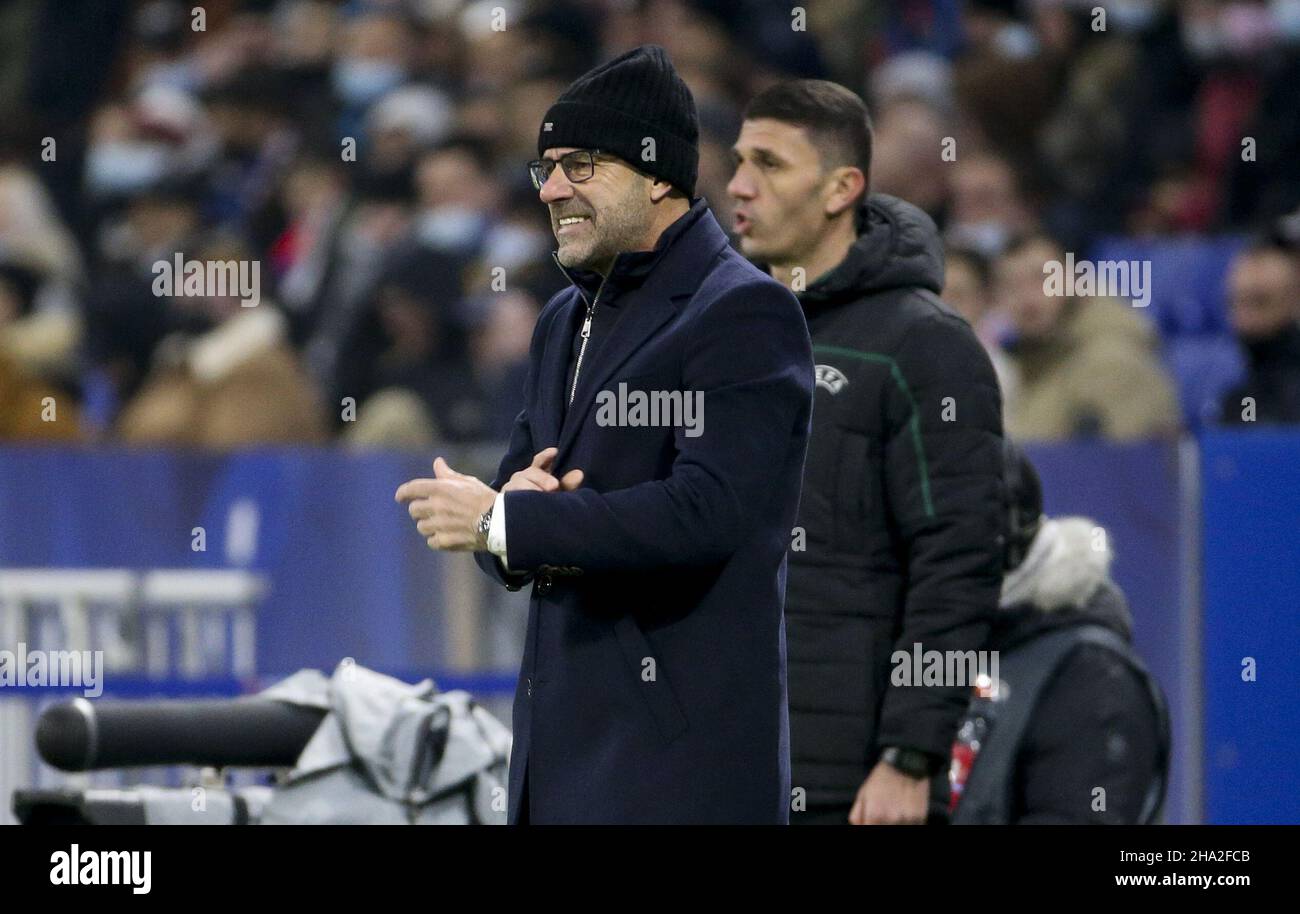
[875,310,1005,760]
[501,280,813,572]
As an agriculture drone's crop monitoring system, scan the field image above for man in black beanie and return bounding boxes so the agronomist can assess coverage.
[397,45,815,823]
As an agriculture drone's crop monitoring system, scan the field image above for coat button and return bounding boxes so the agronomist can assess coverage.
[526,677,533,697]
[536,573,553,595]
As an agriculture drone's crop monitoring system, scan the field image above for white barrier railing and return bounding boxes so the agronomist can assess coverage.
[0,568,265,825]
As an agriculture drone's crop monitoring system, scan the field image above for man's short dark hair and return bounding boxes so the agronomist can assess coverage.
[743,79,873,181]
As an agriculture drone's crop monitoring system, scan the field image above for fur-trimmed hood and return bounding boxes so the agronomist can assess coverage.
[995,516,1134,646]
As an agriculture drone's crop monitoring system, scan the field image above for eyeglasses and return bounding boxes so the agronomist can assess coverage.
[527,149,606,191]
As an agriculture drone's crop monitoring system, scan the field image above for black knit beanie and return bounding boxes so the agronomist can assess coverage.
[538,45,699,197]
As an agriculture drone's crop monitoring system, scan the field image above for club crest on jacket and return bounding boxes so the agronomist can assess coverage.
[815,364,849,394]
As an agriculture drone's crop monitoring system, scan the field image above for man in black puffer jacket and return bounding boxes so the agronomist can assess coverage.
[728,81,1005,824]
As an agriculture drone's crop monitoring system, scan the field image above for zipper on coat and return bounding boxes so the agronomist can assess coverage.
[568,277,607,406]
[551,253,609,407]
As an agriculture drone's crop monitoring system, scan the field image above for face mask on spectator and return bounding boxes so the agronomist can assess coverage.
[483,224,548,270]
[1110,0,1161,33]
[1181,18,1227,60]
[1180,4,1275,61]
[991,23,1038,60]
[1220,2,1280,55]
[85,142,170,195]
[1272,0,1300,40]
[947,220,1012,260]
[416,206,487,252]
[332,58,406,106]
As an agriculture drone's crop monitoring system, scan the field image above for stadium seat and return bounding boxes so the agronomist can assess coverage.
[1088,235,1247,337]
[1166,335,1246,430]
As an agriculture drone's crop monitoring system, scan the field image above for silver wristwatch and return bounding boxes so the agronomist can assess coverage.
[475,503,493,548]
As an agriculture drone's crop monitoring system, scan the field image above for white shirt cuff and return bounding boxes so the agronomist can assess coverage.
[488,491,511,572]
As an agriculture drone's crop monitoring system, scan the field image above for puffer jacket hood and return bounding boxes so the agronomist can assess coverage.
[799,193,945,311]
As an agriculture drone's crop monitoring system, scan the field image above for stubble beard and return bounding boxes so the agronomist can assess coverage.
[556,184,652,274]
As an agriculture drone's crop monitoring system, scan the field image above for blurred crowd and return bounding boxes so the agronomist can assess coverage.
[1,0,1299,449]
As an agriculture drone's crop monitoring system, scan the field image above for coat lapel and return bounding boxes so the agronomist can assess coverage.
[555,208,731,459]
[557,287,675,456]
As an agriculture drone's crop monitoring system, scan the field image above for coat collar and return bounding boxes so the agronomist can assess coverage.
[536,200,730,458]
[557,197,711,301]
